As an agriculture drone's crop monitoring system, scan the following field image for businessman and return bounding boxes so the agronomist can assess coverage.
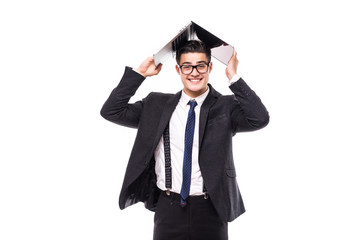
[100,40,269,240]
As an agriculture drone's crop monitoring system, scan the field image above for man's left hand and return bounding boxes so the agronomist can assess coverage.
[225,51,239,80]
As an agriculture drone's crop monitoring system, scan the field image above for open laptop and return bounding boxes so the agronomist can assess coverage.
[154,21,234,66]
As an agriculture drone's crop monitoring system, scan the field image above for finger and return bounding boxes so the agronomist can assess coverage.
[232,51,238,61]
[155,63,162,69]
[155,64,163,74]
[143,57,154,66]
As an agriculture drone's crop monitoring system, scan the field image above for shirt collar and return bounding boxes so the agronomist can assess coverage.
[180,86,210,107]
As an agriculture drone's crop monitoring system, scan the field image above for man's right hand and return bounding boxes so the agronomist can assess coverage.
[135,57,162,77]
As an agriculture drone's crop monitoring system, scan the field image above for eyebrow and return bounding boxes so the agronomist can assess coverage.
[181,60,208,65]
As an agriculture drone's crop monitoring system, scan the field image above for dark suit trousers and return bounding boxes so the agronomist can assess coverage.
[153,191,228,240]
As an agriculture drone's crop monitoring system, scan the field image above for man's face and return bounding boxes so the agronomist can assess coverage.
[176,52,213,98]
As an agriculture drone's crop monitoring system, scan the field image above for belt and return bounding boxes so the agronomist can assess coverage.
[161,190,209,203]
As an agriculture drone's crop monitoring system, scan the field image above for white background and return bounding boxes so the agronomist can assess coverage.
[1,0,360,239]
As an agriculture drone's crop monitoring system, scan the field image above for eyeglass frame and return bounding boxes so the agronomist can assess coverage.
[178,62,211,75]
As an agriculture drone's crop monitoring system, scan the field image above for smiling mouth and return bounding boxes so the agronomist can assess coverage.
[188,78,202,82]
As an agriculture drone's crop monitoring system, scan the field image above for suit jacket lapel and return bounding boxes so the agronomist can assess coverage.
[152,91,182,152]
[199,84,219,149]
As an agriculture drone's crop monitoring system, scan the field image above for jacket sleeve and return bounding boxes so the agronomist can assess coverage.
[100,66,147,128]
[229,78,270,133]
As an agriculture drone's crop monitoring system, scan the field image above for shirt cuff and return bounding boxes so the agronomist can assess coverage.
[229,74,241,85]
[132,68,145,77]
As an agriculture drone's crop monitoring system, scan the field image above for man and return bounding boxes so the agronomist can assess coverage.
[100,40,269,240]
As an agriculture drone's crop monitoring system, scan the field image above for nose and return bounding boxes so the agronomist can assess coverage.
[190,67,200,76]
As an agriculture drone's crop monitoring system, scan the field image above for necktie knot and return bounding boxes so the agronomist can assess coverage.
[188,100,197,109]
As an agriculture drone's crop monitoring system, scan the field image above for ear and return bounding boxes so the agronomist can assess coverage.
[175,65,181,75]
[208,62,213,74]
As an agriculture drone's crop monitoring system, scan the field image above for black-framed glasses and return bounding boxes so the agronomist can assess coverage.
[178,63,210,75]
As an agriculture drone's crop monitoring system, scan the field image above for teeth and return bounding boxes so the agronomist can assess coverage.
[189,79,201,82]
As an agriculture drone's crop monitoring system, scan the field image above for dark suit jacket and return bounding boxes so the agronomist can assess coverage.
[100,66,269,222]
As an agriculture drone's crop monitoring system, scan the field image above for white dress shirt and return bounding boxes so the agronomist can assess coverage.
[154,88,210,196]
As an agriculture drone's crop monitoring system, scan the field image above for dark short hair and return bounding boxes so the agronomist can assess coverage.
[175,40,211,65]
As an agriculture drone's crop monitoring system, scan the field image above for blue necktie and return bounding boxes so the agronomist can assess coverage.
[180,100,197,207]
